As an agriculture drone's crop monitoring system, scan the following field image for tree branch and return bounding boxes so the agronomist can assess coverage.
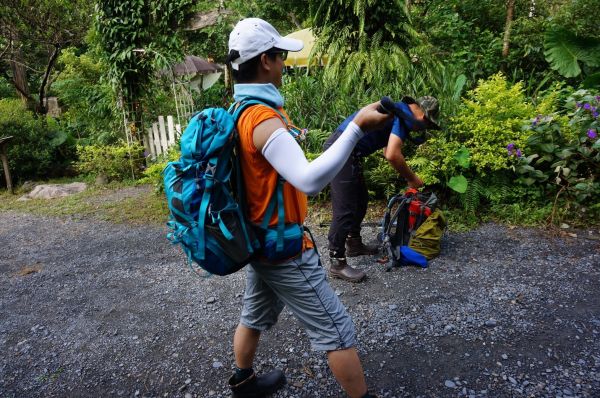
[1,58,44,74]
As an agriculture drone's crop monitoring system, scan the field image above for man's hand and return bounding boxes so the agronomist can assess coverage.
[352,102,392,132]
[407,175,424,189]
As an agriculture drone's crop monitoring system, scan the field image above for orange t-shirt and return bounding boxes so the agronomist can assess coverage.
[236,104,313,250]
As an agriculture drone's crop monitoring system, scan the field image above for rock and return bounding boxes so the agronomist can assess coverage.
[484,319,497,327]
[206,297,216,304]
[212,361,223,368]
[501,354,508,360]
[21,180,36,192]
[445,380,456,388]
[18,182,87,201]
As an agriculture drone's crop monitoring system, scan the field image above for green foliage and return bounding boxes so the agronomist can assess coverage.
[0,99,75,184]
[185,0,311,63]
[0,76,16,99]
[53,48,121,144]
[544,28,600,79]
[0,0,93,114]
[450,73,536,173]
[139,146,180,193]
[75,142,145,181]
[309,0,450,96]
[281,72,364,132]
[95,0,194,107]
[511,89,600,220]
[408,74,562,218]
[300,128,330,155]
[551,0,600,40]
[411,1,503,83]
[363,154,400,199]
[489,201,553,226]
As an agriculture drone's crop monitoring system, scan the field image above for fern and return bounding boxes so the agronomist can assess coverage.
[460,175,511,213]
[460,176,482,214]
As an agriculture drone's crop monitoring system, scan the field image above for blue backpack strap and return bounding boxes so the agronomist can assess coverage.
[275,177,285,251]
[258,177,285,252]
[260,183,278,229]
[196,157,218,260]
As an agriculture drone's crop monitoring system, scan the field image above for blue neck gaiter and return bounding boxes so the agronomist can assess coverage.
[233,83,284,108]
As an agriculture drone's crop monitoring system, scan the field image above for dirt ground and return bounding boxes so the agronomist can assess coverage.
[1,201,599,397]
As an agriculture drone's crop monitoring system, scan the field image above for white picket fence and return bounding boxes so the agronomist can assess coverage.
[143,115,181,159]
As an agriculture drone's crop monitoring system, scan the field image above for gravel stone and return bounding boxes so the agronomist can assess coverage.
[1,208,599,397]
[445,380,457,388]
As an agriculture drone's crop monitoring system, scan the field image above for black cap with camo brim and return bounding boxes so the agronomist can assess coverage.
[401,95,441,130]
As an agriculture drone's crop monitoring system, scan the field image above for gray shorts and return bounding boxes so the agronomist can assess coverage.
[240,249,356,351]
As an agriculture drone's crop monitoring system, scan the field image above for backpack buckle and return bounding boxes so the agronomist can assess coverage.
[205,163,216,177]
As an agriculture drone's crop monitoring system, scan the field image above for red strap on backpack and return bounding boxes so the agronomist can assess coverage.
[406,189,432,231]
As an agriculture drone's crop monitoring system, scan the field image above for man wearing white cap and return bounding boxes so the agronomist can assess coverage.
[225,18,388,398]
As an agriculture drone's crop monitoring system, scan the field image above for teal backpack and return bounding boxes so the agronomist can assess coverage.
[163,100,300,275]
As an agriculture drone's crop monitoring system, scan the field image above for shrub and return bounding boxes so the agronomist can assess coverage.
[138,146,180,193]
[409,73,538,189]
[0,99,76,185]
[75,141,145,181]
[511,89,599,222]
[53,48,121,145]
[451,73,536,173]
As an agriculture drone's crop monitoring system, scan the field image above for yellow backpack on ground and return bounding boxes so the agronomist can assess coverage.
[408,209,446,260]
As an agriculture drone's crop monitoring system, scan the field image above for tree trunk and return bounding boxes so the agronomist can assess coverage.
[10,48,32,106]
[502,0,516,58]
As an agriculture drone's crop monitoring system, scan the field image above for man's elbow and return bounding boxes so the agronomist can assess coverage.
[386,152,402,164]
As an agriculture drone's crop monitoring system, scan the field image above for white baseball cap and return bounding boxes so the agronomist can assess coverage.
[228,18,303,70]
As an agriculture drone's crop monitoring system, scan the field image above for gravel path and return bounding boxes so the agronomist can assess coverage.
[1,210,599,398]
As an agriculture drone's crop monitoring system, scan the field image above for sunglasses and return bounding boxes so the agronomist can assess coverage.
[266,50,288,61]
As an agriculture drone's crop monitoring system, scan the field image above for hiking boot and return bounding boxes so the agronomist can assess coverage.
[228,369,286,398]
[346,236,379,257]
[329,257,366,283]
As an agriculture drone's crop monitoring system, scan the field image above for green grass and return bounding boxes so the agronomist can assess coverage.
[3,179,593,231]
[0,179,169,226]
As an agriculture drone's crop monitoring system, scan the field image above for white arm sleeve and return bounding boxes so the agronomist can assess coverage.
[261,121,364,196]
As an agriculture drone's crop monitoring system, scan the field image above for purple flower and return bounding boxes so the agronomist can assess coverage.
[576,102,583,108]
[594,111,599,118]
[507,143,515,150]
[596,96,600,102]
[584,103,592,110]
[516,149,522,157]
[588,129,598,139]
